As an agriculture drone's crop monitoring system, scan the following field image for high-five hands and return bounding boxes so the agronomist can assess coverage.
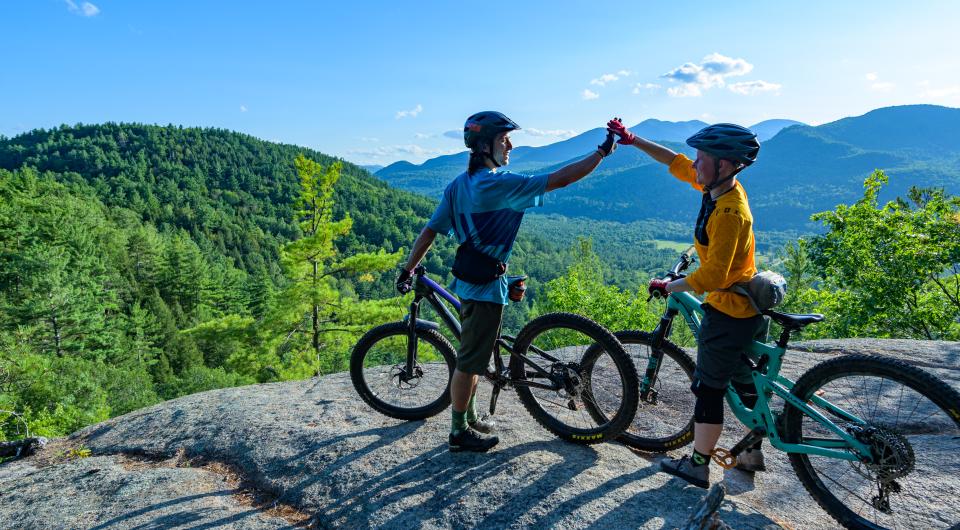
[607,117,636,145]
[597,131,617,157]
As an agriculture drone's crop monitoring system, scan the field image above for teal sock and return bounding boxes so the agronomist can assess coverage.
[691,449,711,467]
[451,409,468,434]
[466,392,478,423]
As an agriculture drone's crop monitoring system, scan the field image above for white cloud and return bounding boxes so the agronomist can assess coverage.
[239,105,248,112]
[632,83,661,94]
[864,73,894,92]
[668,84,703,97]
[395,104,423,119]
[520,128,576,139]
[359,137,380,143]
[661,53,758,97]
[582,89,599,100]
[728,80,782,95]
[590,74,619,87]
[919,85,960,99]
[65,0,100,16]
[701,53,753,76]
[590,69,633,87]
[414,132,433,139]
[349,144,458,162]
[443,130,462,140]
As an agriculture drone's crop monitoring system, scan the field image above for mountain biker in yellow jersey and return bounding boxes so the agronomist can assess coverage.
[608,118,765,487]
[396,111,618,452]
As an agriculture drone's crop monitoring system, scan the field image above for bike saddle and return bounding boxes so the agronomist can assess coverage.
[763,310,824,330]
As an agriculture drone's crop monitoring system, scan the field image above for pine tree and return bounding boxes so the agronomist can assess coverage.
[262,155,401,375]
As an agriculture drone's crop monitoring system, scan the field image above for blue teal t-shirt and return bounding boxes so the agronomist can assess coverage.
[427,168,549,304]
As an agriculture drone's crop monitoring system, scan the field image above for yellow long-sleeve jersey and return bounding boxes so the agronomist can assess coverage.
[668,154,758,318]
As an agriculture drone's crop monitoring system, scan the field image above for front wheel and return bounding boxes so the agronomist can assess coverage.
[586,331,696,452]
[783,355,960,530]
[350,322,457,420]
[510,313,639,444]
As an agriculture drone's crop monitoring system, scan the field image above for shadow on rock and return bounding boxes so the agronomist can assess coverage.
[320,439,600,529]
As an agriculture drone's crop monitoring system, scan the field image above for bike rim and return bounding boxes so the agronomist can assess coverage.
[794,371,960,529]
[623,341,695,445]
[523,327,629,433]
[360,332,451,411]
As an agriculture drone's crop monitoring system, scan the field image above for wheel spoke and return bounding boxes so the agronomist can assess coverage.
[787,357,960,529]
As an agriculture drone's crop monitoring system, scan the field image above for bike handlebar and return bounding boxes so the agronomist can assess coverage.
[665,246,696,280]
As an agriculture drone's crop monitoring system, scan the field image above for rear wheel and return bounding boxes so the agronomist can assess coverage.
[783,355,960,529]
[350,322,457,420]
[510,313,638,444]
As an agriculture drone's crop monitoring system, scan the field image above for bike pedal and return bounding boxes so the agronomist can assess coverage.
[711,448,737,470]
[567,399,578,411]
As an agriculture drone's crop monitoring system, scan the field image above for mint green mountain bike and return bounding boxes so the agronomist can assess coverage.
[587,248,960,530]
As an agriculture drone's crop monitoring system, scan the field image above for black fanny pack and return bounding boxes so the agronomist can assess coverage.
[452,240,507,284]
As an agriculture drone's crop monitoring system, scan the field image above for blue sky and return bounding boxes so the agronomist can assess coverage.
[2,1,959,165]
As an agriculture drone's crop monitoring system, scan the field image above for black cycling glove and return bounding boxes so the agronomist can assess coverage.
[597,131,617,157]
[396,269,413,294]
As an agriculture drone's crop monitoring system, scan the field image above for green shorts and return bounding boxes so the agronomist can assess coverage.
[694,304,766,389]
[457,300,504,375]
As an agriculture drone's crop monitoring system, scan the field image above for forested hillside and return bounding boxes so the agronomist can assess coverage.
[0,124,590,440]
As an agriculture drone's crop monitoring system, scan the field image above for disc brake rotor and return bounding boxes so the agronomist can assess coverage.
[390,364,423,390]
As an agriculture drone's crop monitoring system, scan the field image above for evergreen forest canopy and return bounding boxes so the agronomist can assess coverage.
[0,121,957,445]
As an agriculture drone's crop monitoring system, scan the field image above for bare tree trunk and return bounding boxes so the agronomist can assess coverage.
[50,312,63,357]
[312,259,320,365]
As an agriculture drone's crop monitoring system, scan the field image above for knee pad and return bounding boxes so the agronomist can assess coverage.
[731,380,759,409]
[691,379,726,424]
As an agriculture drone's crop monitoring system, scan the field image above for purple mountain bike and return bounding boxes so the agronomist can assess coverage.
[350,264,639,444]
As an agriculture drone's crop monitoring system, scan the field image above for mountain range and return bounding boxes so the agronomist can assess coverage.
[374,105,960,232]
[375,118,803,198]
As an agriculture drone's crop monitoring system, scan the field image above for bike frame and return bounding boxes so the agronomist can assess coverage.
[645,290,873,461]
[407,270,564,395]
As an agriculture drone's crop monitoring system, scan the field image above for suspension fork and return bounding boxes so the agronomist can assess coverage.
[405,296,422,376]
[641,308,679,401]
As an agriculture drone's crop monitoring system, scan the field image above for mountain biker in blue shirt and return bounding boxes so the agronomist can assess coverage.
[397,111,617,452]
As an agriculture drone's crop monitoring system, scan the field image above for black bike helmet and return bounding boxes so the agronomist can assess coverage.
[463,111,520,151]
[686,123,760,166]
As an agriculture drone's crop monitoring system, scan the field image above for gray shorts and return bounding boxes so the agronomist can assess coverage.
[457,300,504,375]
[694,304,766,389]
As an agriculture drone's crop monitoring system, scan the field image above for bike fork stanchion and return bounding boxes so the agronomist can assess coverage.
[642,309,678,401]
[404,299,420,376]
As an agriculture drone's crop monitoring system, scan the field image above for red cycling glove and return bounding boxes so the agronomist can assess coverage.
[607,118,636,145]
[648,278,670,299]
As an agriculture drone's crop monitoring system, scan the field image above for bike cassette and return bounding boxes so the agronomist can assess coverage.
[711,448,737,470]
